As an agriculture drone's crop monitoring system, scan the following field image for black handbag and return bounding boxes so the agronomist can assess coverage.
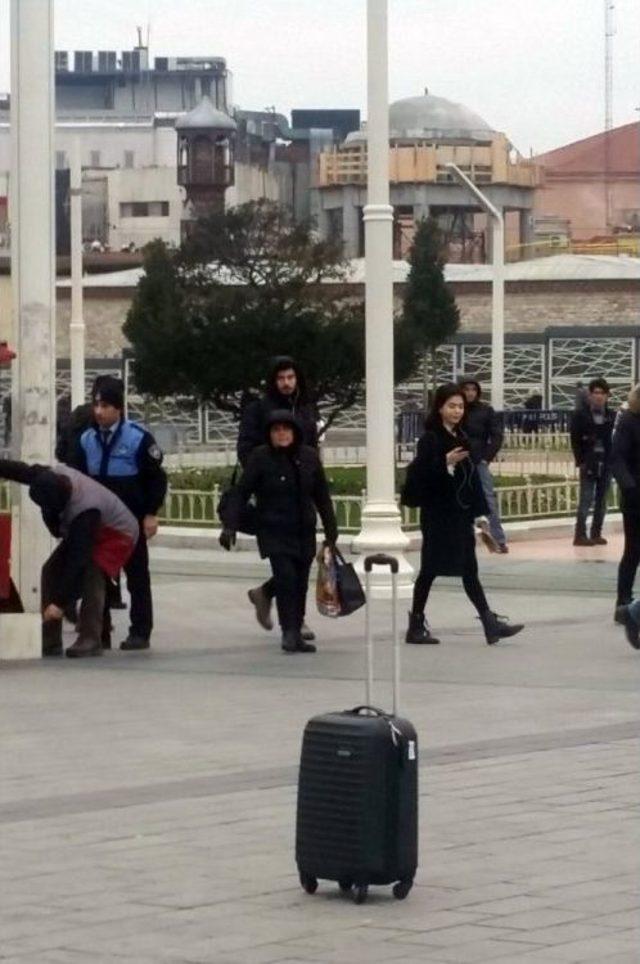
[334,547,366,617]
[217,464,258,536]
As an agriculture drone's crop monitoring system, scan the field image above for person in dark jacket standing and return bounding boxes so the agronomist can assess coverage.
[611,383,640,620]
[0,459,138,657]
[459,376,508,553]
[236,356,319,638]
[570,377,615,546]
[222,410,337,653]
[73,377,167,650]
[401,383,524,646]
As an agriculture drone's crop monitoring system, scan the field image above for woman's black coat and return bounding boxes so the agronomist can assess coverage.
[403,422,488,576]
[227,442,338,559]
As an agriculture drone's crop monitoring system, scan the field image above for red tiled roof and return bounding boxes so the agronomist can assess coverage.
[535,122,639,177]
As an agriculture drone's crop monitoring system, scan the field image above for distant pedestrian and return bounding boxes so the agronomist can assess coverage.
[0,459,137,657]
[222,410,337,654]
[570,378,614,546]
[459,376,508,553]
[73,377,167,651]
[401,383,524,646]
[237,356,319,641]
[611,383,640,622]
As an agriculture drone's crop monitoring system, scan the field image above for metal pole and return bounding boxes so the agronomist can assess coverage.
[445,162,505,410]
[70,138,85,408]
[352,0,412,597]
[6,0,55,657]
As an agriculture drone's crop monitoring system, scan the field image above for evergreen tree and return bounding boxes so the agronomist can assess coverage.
[402,217,460,410]
[124,201,417,430]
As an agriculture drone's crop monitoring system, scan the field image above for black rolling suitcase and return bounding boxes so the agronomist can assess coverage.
[295,553,418,904]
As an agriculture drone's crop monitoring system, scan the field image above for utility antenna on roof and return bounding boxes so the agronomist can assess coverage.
[604,0,615,229]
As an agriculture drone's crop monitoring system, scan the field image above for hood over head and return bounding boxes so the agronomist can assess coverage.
[458,375,482,399]
[627,384,640,416]
[265,408,303,446]
[29,470,71,516]
[265,355,309,403]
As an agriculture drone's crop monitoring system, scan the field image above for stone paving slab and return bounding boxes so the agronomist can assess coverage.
[1,559,639,963]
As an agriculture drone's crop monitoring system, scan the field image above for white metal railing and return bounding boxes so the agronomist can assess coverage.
[502,431,570,451]
[158,477,617,533]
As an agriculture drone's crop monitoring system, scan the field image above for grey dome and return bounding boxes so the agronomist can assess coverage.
[345,92,495,145]
[176,96,237,133]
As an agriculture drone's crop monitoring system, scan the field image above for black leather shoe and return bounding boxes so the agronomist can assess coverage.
[590,535,607,545]
[615,601,632,625]
[615,606,640,649]
[573,535,594,547]
[119,635,150,651]
[405,612,440,645]
[248,587,274,631]
[300,622,316,642]
[66,637,103,658]
[481,611,524,645]
[296,638,316,653]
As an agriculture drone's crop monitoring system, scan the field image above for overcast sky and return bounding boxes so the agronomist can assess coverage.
[0,0,638,154]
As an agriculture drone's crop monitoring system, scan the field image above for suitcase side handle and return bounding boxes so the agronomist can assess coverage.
[364,553,399,574]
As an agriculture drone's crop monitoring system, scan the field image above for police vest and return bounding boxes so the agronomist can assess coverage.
[80,420,146,479]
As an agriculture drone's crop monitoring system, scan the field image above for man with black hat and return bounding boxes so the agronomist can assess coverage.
[73,377,167,650]
[237,356,320,638]
[0,458,138,657]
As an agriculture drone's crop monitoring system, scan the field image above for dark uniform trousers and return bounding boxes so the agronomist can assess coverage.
[124,525,153,640]
[269,553,314,632]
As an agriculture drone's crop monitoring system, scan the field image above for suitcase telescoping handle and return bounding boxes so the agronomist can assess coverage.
[364,553,400,716]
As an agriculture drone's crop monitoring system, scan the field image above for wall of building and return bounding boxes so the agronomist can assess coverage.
[534,179,640,239]
[106,167,182,249]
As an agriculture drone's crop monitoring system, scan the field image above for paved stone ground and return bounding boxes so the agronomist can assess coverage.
[1,543,639,963]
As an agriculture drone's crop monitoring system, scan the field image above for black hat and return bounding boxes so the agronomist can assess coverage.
[93,376,124,410]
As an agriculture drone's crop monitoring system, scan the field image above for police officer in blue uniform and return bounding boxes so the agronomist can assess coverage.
[74,377,167,650]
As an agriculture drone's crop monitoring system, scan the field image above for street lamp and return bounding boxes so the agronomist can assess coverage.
[445,162,505,411]
[352,0,413,597]
[70,137,86,408]
[3,0,56,659]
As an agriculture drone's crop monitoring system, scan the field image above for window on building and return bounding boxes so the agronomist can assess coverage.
[119,201,170,218]
[90,150,101,168]
[123,151,135,169]
[55,151,67,170]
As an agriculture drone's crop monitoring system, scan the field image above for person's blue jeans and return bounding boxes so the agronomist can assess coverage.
[477,461,506,546]
[575,466,611,538]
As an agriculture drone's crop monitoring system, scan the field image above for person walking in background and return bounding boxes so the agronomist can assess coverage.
[459,376,508,553]
[401,383,524,647]
[237,356,319,641]
[73,377,167,651]
[611,384,640,622]
[570,377,615,547]
[0,459,137,658]
[222,410,337,654]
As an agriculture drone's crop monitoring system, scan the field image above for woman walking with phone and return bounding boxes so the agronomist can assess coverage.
[402,383,524,646]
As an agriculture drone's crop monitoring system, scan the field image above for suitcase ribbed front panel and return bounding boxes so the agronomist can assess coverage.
[296,716,387,876]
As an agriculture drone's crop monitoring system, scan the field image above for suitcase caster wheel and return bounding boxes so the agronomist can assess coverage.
[393,878,413,900]
[338,878,353,894]
[300,873,318,895]
[353,884,368,904]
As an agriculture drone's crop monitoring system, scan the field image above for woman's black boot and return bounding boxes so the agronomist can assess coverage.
[481,611,524,645]
[405,612,440,645]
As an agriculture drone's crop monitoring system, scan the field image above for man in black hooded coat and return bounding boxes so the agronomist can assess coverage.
[236,356,320,636]
[224,410,337,653]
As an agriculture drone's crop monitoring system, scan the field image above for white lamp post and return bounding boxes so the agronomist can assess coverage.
[445,162,505,411]
[2,0,56,659]
[352,0,412,596]
[70,137,86,408]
